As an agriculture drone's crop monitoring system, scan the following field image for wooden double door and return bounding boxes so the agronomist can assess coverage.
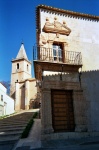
[51,90,75,132]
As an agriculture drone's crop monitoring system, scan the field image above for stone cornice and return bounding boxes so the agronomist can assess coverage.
[36,5,99,46]
[15,78,36,83]
[11,57,31,64]
[37,5,99,21]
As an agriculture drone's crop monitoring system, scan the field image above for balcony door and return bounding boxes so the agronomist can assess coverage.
[53,43,63,62]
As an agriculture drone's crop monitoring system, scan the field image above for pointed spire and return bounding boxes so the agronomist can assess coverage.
[16,43,28,59]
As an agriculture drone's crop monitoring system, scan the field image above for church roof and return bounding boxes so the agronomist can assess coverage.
[16,43,28,60]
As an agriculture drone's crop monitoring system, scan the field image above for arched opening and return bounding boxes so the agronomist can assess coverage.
[17,63,19,69]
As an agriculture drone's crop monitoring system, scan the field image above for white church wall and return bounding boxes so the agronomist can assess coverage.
[29,80,37,100]
[24,61,31,75]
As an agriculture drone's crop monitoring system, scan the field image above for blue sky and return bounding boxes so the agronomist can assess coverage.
[0,0,99,81]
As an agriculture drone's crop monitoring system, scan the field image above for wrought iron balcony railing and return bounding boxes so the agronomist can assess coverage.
[33,46,82,65]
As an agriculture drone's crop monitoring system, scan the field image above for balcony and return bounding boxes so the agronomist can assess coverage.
[33,46,82,80]
[33,46,82,65]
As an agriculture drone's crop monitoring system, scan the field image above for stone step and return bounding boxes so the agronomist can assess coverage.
[0,116,33,121]
[0,126,25,132]
[0,113,33,120]
[0,130,23,138]
[0,135,20,145]
[1,115,33,120]
[0,120,30,124]
[0,116,32,120]
[0,124,27,130]
[0,124,26,131]
[0,122,31,127]
[0,111,35,147]
[0,122,28,126]
[0,115,33,120]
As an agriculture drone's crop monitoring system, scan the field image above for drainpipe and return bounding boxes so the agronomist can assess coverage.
[60,65,63,81]
[79,67,82,88]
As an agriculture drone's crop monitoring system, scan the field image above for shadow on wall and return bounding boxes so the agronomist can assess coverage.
[81,70,99,100]
[81,70,99,132]
[42,70,99,132]
[11,92,15,99]
[20,84,25,110]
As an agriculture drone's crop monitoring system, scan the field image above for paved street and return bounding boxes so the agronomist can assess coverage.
[14,143,99,150]
[31,144,99,150]
[0,143,15,150]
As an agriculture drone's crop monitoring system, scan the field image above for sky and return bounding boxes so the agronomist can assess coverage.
[0,0,99,81]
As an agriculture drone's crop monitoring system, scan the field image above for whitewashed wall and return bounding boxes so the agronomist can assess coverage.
[81,70,99,131]
[40,10,99,71]
[0,83,14,116]
[5,95,14,115]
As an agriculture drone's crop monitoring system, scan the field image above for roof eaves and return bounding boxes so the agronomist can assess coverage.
[36,4,99,21]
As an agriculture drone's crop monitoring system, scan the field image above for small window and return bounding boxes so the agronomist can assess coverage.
[1,95,3,101]
[17,63,19,69]
[27,64,29,71]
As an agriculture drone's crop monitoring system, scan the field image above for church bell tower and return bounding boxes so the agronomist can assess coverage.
[10,43,32,99]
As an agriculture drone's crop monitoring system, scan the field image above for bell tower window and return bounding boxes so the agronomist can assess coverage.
[27,64,29,71]
[17,63,19,69]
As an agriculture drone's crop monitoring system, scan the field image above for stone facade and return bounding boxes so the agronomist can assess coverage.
[40,71,99,140]
[40,74,87,135]
[35,5,99,140]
